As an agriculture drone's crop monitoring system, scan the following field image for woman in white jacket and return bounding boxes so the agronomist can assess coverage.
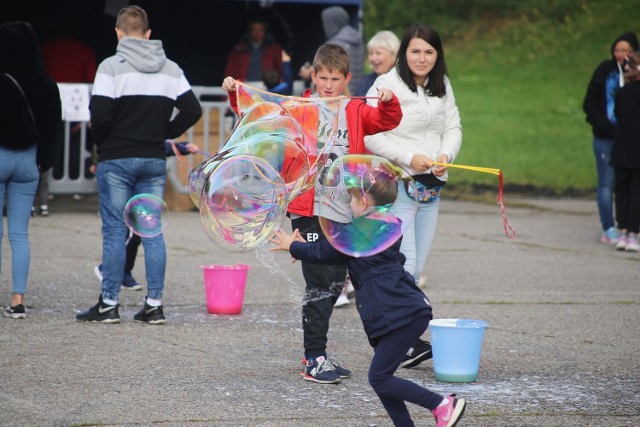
[365,24,462,293]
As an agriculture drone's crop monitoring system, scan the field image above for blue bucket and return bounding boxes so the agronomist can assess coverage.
[429,318,489,383]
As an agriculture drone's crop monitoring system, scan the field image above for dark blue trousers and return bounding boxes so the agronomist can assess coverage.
[368,316,443,427]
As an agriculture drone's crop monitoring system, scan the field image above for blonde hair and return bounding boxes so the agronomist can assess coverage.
[367,30,400,58]
[116,5,149,36]
[313,43,350,77]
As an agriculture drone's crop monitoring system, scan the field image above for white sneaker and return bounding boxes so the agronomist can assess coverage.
[625,234,640,252]
[334,293,350,308]
[616,233,628,251]
[345,275,355,298]
[417,272,428,289]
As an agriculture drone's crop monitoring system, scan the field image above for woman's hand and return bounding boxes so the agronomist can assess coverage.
[433,153,449,177]
[410,153,434,173]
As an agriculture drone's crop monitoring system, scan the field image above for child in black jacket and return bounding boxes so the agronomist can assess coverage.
[270,166,466,427]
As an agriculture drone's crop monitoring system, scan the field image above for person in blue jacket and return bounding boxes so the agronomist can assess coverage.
[270,165,466,427]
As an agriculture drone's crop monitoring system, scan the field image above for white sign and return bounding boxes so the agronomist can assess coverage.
[59,84,91,122]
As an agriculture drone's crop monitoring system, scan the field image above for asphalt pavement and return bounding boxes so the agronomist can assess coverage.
[1,194,639,427]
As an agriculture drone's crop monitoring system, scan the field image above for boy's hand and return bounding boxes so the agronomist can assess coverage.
[186,143,199,154]
[377,88,393,103]
[293,229,307,242]
[299,63,312,80]
[222,76,237,93]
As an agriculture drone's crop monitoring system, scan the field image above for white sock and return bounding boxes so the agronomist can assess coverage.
[438,397,450,407]
[146,298,162,307]
[103,298,117,306]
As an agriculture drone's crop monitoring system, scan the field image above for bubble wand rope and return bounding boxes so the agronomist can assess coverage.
[169,140,213,187]
[169,140,211,159]
[433,162,516,239]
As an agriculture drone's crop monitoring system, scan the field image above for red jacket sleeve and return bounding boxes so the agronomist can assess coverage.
[361,94,402,136]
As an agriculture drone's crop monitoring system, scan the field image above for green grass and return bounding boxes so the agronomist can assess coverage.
[379,0,638,195]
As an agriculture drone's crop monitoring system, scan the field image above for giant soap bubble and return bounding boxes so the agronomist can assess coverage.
[199,154,287,252]
[317,155,418,257]
[191,83,343,252]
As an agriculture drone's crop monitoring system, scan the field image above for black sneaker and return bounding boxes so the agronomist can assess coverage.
[133,303,165,325]
[76,297,120,323]
[3,304,26,319]
[401,338,432,368]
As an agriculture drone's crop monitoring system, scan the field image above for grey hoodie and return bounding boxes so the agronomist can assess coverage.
[116,37,167,73]
[321,6,364,94]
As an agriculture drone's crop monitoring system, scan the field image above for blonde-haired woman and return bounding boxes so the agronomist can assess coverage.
[354,30,400,96]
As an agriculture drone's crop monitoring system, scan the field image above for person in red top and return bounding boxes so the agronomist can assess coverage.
[223,15,282,84]
[40,36,97,83]
[223,43,402,385]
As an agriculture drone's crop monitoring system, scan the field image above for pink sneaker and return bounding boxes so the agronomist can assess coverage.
[432,394,466,427]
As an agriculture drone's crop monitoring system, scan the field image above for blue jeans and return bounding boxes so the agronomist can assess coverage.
[391,185,440,283]
[96,158,167,302]
[0,146,39,296]
[593,136,616,231]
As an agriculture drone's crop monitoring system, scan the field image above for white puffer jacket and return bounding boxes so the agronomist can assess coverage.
[364,67,462,181]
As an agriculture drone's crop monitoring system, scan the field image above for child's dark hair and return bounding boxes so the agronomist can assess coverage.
[348,167,398,207]
[313,43,350,77]
[263,68,280,89]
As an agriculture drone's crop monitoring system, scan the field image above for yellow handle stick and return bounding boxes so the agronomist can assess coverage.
[432,162,500,176]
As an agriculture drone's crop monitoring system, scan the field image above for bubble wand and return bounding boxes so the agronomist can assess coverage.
[433,162,516,239]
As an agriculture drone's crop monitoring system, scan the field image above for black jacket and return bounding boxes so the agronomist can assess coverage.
[0,22,61,171]
[90,37,201,162]
[289,219,432,346]
[612,80,640,169]
[583,32,639,139]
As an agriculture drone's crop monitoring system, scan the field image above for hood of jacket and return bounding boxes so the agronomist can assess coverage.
[611,32,639,59]
[322,6,350,40]
[0,21,41,77]
[331,25,362,49]
[116,37,166,73]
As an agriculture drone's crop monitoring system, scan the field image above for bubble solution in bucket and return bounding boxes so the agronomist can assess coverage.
[202,265,249,314]
[429,318,488,383]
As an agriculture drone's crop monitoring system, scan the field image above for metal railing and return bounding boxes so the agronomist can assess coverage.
[49,84,233,195]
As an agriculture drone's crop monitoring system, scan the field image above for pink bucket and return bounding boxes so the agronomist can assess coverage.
[202,264,249,314]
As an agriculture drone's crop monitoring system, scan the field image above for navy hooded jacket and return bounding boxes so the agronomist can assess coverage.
[289,218,432,346]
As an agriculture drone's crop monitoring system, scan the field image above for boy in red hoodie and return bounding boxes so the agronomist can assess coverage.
[222,43,402,384]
